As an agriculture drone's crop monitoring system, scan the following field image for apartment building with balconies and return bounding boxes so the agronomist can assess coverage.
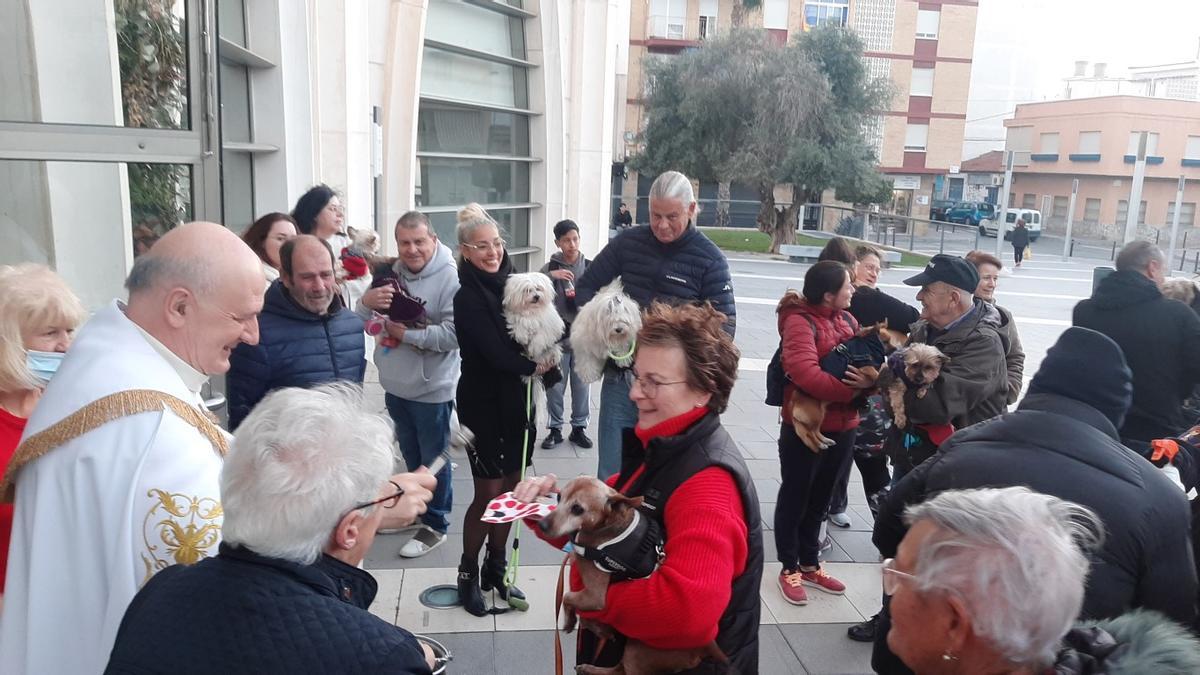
[615,0,979,225]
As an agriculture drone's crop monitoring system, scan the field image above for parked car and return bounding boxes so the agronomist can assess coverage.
[945,201,996,226]
[930,199,956,222]
[980,208,1042,241]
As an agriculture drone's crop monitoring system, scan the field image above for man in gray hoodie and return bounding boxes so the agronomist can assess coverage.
[359,211,460,558]
[539,219,592,450]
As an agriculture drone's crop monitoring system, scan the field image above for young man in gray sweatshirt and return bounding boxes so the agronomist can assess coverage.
[358,211,460,557]
[539,219,592,450]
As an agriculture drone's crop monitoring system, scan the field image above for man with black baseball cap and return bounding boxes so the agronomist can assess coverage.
[885,254,1009,474]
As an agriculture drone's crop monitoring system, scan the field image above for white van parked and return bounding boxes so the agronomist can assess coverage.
[980,208,1042,241]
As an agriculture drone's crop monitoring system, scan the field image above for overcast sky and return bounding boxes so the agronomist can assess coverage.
[962,0,1200,159]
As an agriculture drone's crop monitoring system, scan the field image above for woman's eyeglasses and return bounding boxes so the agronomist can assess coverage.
[629,370,688,398]
[349,480,404,512]
[464,239,506,253]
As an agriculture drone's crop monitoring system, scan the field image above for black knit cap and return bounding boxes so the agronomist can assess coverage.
[903,254,980,293]
[1026,327,1133,429]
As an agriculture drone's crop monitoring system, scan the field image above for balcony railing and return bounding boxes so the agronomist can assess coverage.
[647,14,686,40]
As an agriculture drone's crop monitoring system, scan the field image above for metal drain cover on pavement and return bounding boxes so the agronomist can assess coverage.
[419,584,462,609]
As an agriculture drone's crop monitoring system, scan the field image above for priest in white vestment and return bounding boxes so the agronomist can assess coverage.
[0,222,266,674]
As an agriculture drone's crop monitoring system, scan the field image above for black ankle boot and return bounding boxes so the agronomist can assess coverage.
[457,558,488,617]
[482,551,528,611]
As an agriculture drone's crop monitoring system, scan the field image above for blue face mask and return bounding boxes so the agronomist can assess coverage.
[26,350,66,386]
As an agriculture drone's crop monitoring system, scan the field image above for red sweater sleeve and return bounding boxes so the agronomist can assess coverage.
[576,467,748,650]
[781,313,856,403]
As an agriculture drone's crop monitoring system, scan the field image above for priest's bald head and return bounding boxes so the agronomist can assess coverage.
[124,222,265,375]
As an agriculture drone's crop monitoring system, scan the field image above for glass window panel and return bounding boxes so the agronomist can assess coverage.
[218,0,246,47]
[915,10,939,38]
[0,159,192,264]
[221,151,254,232]
[417,102,530,156]
[420,47,528,109]
[910,68,934,96]
[128,162,194,256]
[1039,132,1059,155]
[427,208,531,249]
[1084,198,1101,225]
[219,62,252,143]
[416,158,530,207]
[1,0,189,128]
[904,124,928,151]
[1078,131,1101,154]
[426,0,525,59]
[1022,193,1036,209]
[1187,136,1200,160]
[763,0,788,29]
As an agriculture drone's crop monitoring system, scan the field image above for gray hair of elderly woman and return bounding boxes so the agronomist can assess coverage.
[903,487,1104,669]
[219,383,397,565]
[648,170,697,207]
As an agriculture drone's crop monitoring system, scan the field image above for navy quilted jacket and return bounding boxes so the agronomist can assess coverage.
[576,224,736,335]
[105,544,431,674]
[227,279,365,428]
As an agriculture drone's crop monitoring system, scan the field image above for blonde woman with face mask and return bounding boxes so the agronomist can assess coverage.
[0,264,86,599]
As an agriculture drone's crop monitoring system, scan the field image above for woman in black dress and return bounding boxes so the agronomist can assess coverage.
[453,203,558,616]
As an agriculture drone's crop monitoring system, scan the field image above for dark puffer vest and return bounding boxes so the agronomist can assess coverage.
[578,413,763,674]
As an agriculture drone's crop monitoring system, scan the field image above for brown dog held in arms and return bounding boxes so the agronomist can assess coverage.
[788,321,890,453]
[883,344,950,428]
[538,476,727,675]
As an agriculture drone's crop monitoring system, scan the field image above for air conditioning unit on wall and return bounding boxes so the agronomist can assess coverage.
[990,175,1003,186]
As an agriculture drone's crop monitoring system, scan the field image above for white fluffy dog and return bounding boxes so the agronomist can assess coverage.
[503,272,565,366]
[569,277,642,384]
[502,272,566,433]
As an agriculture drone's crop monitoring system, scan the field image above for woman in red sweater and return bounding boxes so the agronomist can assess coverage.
[775,260,876,606]
[0,264,86,600]
[514,302,762,673]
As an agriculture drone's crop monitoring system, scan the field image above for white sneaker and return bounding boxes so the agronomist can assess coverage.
[828,512,852,528]
[398,526,447,558]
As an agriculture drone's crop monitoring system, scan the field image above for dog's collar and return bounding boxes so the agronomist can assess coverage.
[607,337,636,362]
[570,509,663,579]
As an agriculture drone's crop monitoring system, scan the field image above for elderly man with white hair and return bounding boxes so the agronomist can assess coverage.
[885,486,1200,674]
[106,384,438,674]
[576,170,736,479]
[0,222,265,674]
[882,254,1008,476]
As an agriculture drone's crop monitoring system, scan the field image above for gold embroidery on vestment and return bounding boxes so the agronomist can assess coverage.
[0,389,228,502]
[141,490,223,584]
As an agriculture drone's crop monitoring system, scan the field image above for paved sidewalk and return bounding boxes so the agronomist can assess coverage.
[360,363,881,674]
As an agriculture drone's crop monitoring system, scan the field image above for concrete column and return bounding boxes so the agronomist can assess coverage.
[313,0,374,231]
[378,0,428,257]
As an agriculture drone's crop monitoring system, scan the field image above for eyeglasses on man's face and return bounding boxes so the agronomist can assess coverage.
[629,370,688,398]
[464,239,505,253]
[881,557,919,596]
[349,480,404,513]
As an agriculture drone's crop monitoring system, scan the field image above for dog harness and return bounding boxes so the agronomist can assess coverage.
[570,509,664,580]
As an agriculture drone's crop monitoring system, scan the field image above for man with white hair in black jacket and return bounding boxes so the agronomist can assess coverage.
[106,384,438,674]
[576,170,735,480]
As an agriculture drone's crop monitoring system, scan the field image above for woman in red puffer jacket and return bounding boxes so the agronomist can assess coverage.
[774,260,875,606]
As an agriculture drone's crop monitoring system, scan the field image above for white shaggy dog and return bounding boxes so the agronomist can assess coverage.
[569,277,642,384]
[502,272,566,434]
[503,272,566,366]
